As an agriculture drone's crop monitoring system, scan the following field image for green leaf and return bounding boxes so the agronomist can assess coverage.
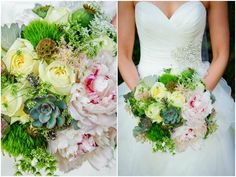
[1,23,24,51]
[142,75,158,88]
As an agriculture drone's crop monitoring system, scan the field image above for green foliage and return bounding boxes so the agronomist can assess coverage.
[15,148,57,176]
[181,68,195,79]
[1,73,18,91]
[22,20,63,48]
[32,4,52,18]
[204,112,218,139]
[146,123,175,154]
[152,137,176,154]
[159,73,178,86]
[2,123,47,157]
[124,92,155,118]
[146,123,171,142]
[1,23,24,52]
[65,4,116,58]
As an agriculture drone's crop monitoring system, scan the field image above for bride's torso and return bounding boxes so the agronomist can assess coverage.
[135,1,207,77]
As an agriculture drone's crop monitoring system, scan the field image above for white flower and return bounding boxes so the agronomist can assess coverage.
[48,128,115,172]
[145,103,163,123]
[172,125,207,152]
[45,7,70,25]
[134,83,150,100]
[150,82,168,100]
[39,61,76,95]
[1,83,30,124]
[169,91,186,107]
[3,38,38,76]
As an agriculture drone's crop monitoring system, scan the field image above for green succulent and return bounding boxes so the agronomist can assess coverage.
[160,106,182,126]
[138,117,152,131]
[24,95,67,129]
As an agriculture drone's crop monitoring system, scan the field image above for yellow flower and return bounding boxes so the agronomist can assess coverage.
[39,61,76,95]
[145,103,163,123]
[150,82,168,100]
[169,91,186,108]
[3,38,38,76]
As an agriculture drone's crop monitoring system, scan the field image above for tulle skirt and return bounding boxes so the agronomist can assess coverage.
[118,63,235,176]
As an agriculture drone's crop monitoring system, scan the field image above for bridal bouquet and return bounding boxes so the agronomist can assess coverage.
[124,68,217,154]
[1,2,116,175]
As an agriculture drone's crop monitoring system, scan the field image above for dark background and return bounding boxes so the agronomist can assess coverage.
[118,2,235,100]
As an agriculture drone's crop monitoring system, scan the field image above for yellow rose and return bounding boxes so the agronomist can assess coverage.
[1,84,30,124]
[169,91,186,108]
[145,103,163,123]
[39,61,76,95]
[3,38,38,76]
[150,82,168,100]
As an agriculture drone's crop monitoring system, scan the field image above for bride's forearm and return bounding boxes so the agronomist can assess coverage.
[119,56,140,90]
[204,56,228,91]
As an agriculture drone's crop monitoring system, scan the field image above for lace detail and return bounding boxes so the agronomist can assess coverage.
[171,41,202,70]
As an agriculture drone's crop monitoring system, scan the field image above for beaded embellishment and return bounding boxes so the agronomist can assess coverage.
[171,41,202,70]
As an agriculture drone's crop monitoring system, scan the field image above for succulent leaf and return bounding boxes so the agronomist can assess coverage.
[30,109,40,119]
[46,117,57,129]
[56,116,65,127]
[39,113,51,123]
[32,120,43,127]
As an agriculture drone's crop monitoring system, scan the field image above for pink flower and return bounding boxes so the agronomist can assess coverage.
[172,124,207,152]
[48,128,115,172]
[182,90,213,127]
[68,51,116,135]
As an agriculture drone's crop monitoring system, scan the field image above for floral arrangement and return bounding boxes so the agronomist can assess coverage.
[124,68,217,154]
[1,2,116,175]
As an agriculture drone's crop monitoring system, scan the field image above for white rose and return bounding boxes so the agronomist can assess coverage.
[150,82,168,100]
[145,103,163,123]
[45,7,70,25]
[1,83,30,124]
[39,61,76,95]
[3,38,38,76]
[169,91,186,108]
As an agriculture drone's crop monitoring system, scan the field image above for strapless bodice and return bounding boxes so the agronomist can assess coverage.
[135,1,207,77]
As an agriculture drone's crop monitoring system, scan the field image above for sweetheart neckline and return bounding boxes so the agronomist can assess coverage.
[136,1,206,21]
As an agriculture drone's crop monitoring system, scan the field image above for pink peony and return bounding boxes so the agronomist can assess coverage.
[182,90,213,127]
[172,124,207,152]
[48,128,115,172]
[68,51,116,135]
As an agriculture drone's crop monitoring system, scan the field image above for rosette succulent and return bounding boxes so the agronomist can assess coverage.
[160,106,182,126]
[24,95,66,129]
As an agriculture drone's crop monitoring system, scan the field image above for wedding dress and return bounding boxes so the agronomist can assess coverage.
[118,1,235,176]
[1,1,116,176]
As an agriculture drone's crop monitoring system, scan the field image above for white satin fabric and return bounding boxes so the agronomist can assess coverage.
[1,1,117,176]
[118,1,235,175]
